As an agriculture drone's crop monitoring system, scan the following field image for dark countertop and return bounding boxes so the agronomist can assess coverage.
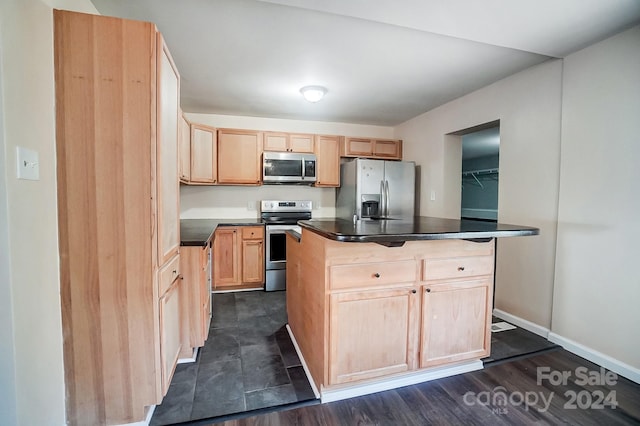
[298,216,539,244]
[180,219,263,246]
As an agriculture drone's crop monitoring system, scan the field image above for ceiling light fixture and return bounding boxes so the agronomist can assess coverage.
[300,85,327,103]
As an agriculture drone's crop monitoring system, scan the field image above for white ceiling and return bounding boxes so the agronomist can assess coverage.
[89,0,640,126]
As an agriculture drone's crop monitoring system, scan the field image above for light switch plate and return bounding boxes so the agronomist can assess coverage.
[16,146,39,180]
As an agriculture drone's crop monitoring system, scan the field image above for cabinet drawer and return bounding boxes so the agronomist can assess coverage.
[159,255,180,296]
[422,256,493,281]
[330,260,416,290]
[241,226,264,240]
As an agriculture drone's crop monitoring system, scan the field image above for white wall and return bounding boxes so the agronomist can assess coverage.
[181,113,394,218]
[396,60,563,329]
[552,26,640,371]
[0,1,98,425]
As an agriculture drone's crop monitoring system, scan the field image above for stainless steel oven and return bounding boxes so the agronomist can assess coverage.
[261,200,312,291]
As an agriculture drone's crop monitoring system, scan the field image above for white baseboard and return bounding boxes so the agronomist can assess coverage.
[547,332,640,384]
[286,324,321,399]
[320,360,483,404]
[177,347,199,364]
[492,309,550,338]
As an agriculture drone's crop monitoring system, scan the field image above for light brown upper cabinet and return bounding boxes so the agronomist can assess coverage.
[54,10,181,425]
[264,132,314,153]
[217,129,263,185]
[189,123,217,184]
[179,112,191,182]
[314,135,341,187]
[341,137,403,160]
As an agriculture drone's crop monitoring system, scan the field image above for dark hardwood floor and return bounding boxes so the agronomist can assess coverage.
[202,349,640,425]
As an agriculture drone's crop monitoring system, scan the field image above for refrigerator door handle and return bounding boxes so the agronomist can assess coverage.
[384,180,390,217]
[379,180,386,217]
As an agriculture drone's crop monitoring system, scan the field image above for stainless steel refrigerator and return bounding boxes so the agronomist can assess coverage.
[336,158,416,219]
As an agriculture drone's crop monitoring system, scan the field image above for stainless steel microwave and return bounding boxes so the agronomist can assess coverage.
[262,152,317,184]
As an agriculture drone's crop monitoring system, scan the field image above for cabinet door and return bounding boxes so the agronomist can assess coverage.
[329,287,419,385]
[242,239,264,283]
[315,135,340,187]
[179,113,191,182]
[420,278,492,368]
[157,34,180,265]
[373,139,402,159]
[213,227,239,287]
[159,277,182,396]
[190,123,217,183]
[264,133,288,151]
[289,134,314,153]
[217,129,262,184]
[342,137,373,157]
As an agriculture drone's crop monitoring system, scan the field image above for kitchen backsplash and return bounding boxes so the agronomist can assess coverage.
[180,185,336,219]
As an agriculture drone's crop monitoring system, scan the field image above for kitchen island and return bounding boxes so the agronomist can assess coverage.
[285,217,538,402]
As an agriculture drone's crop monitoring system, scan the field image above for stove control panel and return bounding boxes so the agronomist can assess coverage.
[260,200,312,212]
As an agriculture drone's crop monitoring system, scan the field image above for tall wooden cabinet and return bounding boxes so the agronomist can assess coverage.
[54,10,180,425]
[314,135,341,187]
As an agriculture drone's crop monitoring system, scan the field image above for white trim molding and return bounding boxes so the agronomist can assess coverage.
[548,332,640,385]
[286,325,321,399]
[320,361,483,403]
[493,309,550,338]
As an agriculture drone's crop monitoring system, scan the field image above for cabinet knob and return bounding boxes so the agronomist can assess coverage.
[426,288,431,293]
[374,273,380,278]
[457,266,465,271]
[411,289,417,294]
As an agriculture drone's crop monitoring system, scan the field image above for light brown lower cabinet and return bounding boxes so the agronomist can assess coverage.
[420,278,491,367]
[329,287,419,384]
[287,230,495,392]
[180,242,212,354]
[159,271,182,396]
[213,225,265,290]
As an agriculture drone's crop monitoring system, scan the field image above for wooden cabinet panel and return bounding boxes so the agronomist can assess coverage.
[179,244,211,353]
[315,135,340,187]
[329,287,419,384]
[159,255,180,296]
[179,113,190,182]
[289,134,314,153]
[341,137,403,160]
[157,34,180,266]
[213,225,265,289]
[242,239,264,283]
[373,139,402,158]
[422,255,494,281]
[213,227,239,287]
[190,123,217,183]
[264,133,288,151]
[330,260,416,290]
[264,132,314,153]
[159,277,182,395]
[54,11,183,424]
[420,279,492,368]
[217,129,262,185]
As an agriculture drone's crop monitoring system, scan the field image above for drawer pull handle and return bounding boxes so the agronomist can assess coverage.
[426,288,431,293]
[374,273,380,278]
[457,266,465,271]
[173,269,177,274]
[411,289,417,294]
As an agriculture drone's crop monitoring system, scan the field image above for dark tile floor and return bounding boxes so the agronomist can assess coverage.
[483,316,560,365]
[150,291,317,426]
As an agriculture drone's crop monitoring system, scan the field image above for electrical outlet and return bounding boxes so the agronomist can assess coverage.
[247,201,255,210]
[430,190,436,201]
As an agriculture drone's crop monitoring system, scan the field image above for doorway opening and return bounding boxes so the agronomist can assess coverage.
[455,121,500,222]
